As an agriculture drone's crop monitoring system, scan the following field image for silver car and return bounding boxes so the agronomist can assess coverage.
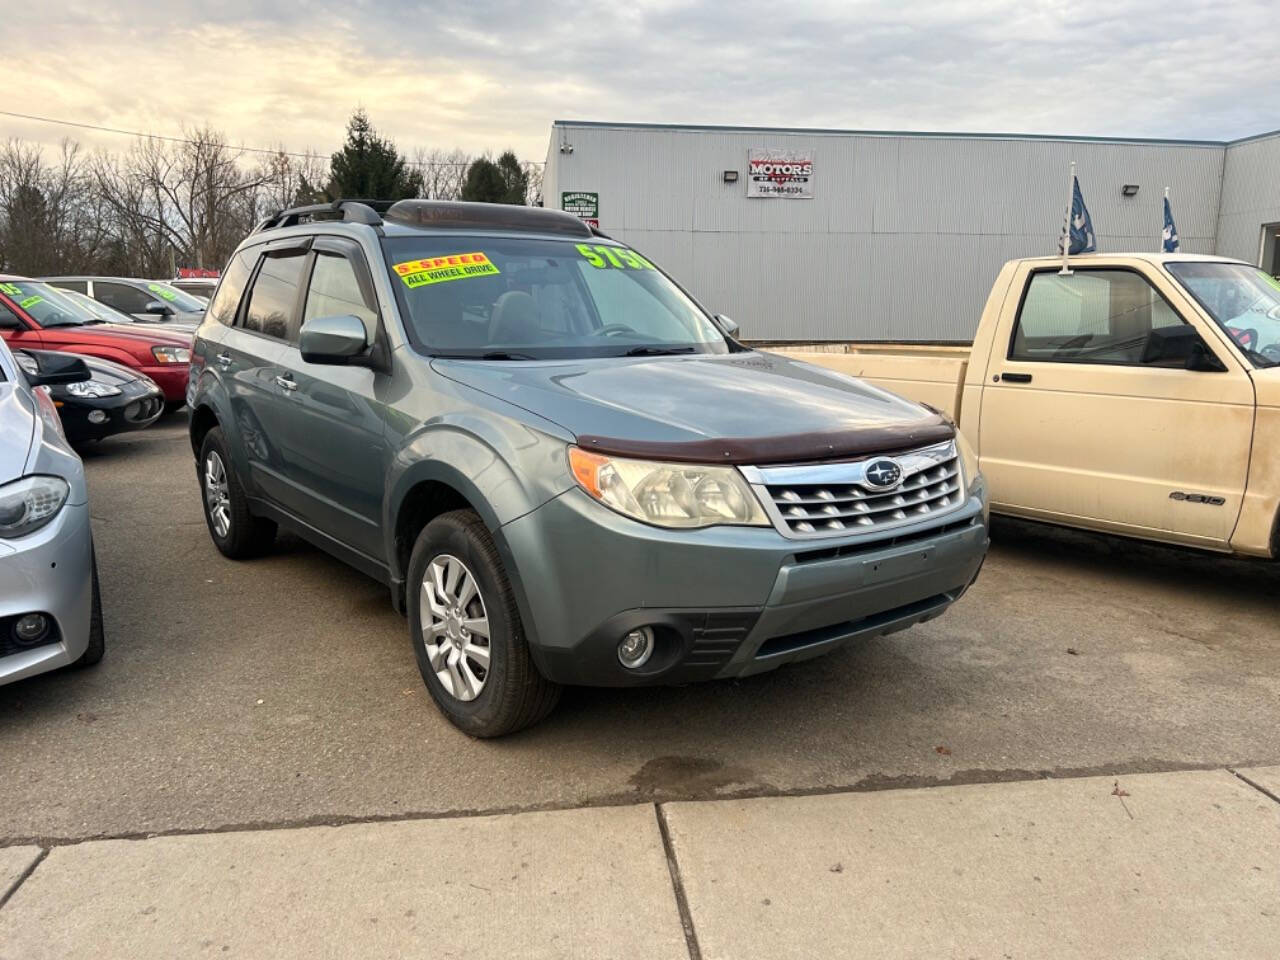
[0,338,104,684]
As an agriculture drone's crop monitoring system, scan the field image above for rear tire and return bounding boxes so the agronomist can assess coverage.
[198,427,276,559]
[71,549,105,668]
[407,509,560,737]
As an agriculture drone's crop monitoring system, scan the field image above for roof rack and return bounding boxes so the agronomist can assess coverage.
[383,200,592,238]
[254,199,393,233]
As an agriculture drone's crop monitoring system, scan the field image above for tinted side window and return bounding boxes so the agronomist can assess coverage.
[303,253,378,340]
[207,251,254,326]
[242,252,307,341]
[96,282,153,314]
[50,280,88,294]
[1010,270,1186,366]
[0,301,21,329]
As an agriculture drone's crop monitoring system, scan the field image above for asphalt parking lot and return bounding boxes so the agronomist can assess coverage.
[3,418,1279,846]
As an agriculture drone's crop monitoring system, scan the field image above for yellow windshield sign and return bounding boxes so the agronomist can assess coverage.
[394,252,499,288]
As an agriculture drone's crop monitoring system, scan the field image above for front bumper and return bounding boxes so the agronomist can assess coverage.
[59,381,165,442]
[0,501,94,685]
[500,483,989,687]
[140,364,189,404]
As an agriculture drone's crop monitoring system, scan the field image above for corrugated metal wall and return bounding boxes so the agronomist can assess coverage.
[1216,132,1280,265]
[547,122,1226,342]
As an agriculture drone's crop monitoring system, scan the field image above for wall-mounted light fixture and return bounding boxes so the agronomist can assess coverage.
[1121,184,1140,197]
[723,170,739,183]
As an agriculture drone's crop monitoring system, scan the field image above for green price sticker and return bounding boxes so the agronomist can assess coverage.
[0,282,21,297]
[575,244,655,270]
[147,283,179,302]
[1264,273,1280,294]
[19,295,43,309]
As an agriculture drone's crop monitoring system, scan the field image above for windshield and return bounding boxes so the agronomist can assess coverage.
[0,280,101,327]
[143,281,207,313]
[64,289,136,323]
[383,236,730,359]
[1167,262,1280,368]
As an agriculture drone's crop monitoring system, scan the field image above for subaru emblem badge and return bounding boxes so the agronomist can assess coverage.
[863,458,903,491]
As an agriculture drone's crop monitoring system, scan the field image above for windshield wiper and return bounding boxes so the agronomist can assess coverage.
[432,350,537,361]
[621,345,696,357]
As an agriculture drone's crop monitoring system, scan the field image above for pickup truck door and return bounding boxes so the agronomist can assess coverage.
[977,263,1254,550]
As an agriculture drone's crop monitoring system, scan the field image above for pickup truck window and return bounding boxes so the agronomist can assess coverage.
[1010,269,1187,366]
[1166,262,1280,367]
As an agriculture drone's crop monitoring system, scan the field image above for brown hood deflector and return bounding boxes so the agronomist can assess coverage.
[576,415,955,466]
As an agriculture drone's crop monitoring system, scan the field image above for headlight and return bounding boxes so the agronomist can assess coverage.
[65,379,122,398]
[151,346,190,364]
[0,475,70,538]
[568,447,769,529]
[956,430,981,492]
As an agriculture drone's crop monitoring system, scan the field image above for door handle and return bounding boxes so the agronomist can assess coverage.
[1001,373,1033,384]
[215,352,232,367]
[275,375,298,393]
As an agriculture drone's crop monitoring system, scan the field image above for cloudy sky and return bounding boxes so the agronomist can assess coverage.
[3,0,1275,163]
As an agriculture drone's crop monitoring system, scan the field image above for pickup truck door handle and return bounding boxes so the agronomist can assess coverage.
[1001,373,1033,384]
[215,352,232,368]
[275,374,298,393]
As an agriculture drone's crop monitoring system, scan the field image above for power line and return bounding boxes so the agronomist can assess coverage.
[0,108,543,167]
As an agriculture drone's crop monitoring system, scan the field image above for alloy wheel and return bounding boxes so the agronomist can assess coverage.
[204,451,232,538]
[420,554,491,702]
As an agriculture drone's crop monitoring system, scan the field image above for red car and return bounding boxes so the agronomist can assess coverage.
[0,276,192,409]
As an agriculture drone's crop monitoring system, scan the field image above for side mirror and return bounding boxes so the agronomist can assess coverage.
[1140,325,1225,371]
[21,349,92,386]
[143,300,172,315]
[299,314,370,365]
[715,314,740,337]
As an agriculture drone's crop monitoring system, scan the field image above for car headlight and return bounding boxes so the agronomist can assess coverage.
[65,379,122,398]
[0,475,70,538]
[151,346,190,364]
[568,447,769,529]
[955,430,981,493]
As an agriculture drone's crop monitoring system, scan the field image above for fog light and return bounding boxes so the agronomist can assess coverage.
[14,614,49,646]
[617,627,655,669]
[87,410,108,424]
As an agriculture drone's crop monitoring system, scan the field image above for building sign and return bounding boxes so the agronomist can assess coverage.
[747,149,815,199]
[562,191,599,228]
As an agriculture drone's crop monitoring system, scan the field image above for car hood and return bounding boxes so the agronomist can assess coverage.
[432,350,950,464]
[0,382,34,484]
[36,323,193,348]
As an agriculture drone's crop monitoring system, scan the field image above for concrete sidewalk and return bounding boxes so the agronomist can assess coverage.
[1,768,1276,960]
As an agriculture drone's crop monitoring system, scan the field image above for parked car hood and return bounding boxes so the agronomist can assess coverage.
[433,350,950,464]
[0,381,34,485]
[34,323,192,349]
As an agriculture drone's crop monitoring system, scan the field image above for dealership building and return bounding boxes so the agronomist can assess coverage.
[543,121,1280,342]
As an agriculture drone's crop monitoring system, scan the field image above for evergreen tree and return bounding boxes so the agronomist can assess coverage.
[328,109,422,200]
[460,157,508,204]
[495,151,529,205]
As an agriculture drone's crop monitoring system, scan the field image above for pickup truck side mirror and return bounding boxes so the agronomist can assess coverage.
[143,300,172,316]
[715,314,740,338]
[21,349,92,386]
[1140,325,1226,372]
[299,314,371,366]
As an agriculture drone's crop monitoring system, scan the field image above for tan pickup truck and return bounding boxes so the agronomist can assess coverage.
[777,254,1280,558]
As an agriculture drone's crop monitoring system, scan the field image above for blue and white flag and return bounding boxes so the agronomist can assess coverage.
[1059,176,1096,255]
[1162,195,1180,253]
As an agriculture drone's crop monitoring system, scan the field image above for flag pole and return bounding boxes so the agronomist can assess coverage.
[1059,160,1076,276]
[1162,186,1170,253]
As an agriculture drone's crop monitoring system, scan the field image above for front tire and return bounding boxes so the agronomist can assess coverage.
[407,510,560,737]
[70,549,105,669]
[198,427,276,559]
